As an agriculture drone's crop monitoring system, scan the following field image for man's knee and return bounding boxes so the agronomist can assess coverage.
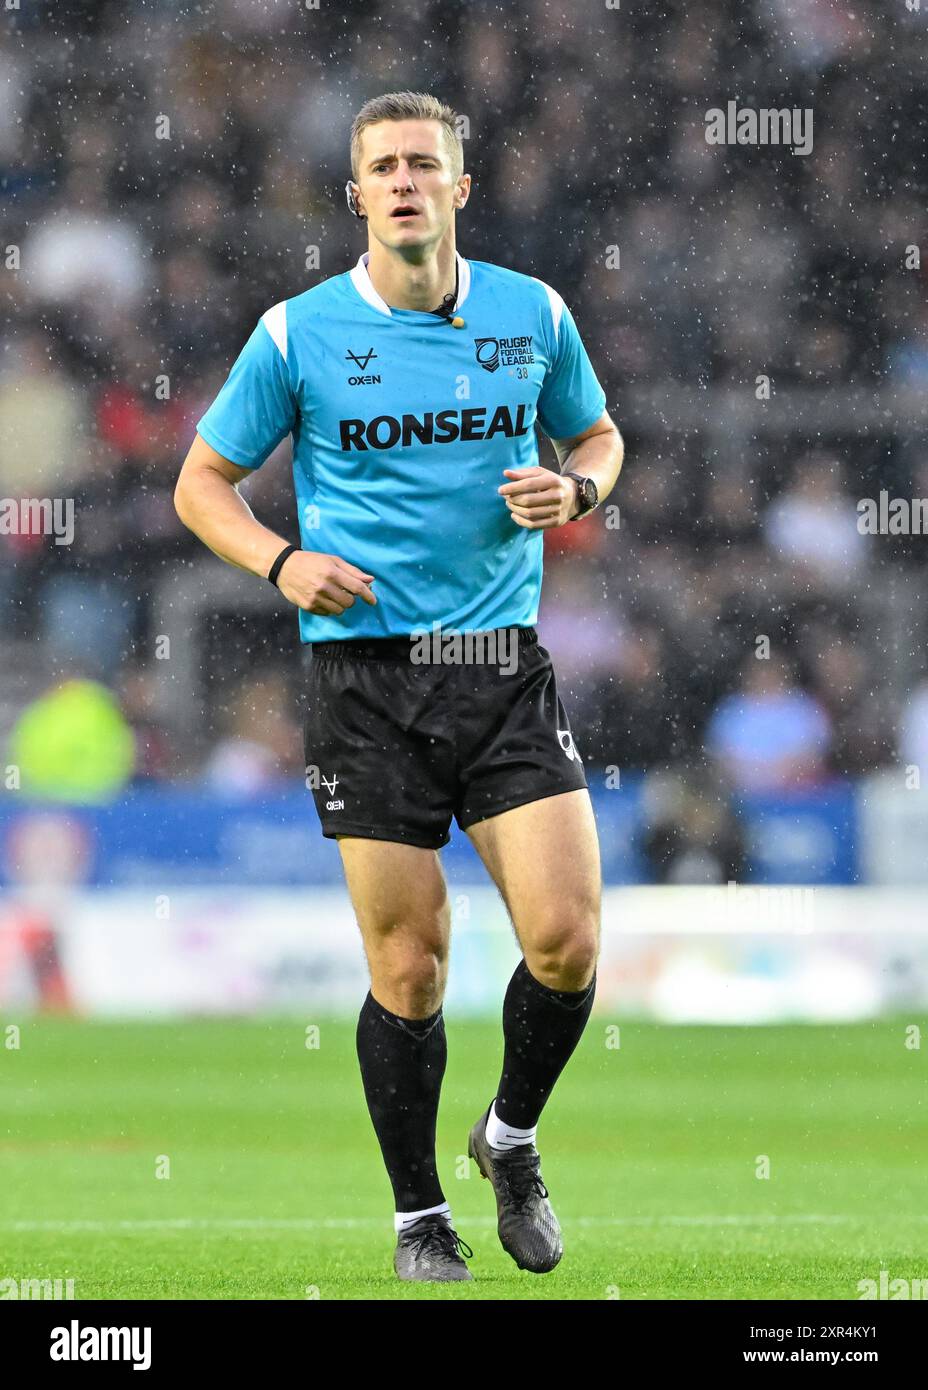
[366,903,451,1017]
[521,907,600,992]
[388,935,448,985]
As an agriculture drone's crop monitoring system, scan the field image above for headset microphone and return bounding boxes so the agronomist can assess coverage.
[433,293,465,329]
[432,262,465,329]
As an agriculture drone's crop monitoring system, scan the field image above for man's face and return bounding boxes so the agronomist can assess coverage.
[353,118,469,247]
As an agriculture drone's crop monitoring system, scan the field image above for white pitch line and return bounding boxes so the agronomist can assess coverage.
[0,1213,907,1234]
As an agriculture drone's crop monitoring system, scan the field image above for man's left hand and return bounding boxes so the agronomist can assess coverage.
[498,467,578,529]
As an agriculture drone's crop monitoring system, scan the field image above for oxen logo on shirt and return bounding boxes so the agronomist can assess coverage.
[345,346,381,385]
[346,347,378,371]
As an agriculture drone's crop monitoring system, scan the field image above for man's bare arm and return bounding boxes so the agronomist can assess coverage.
[496,411,624,529]
[174,432,293,578]
[174,433,377,616]
[551,410,624,515]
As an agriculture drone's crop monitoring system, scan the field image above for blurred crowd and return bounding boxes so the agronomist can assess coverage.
[2,0,927,877]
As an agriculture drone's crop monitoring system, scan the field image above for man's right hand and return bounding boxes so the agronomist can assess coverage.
[276,550,377,616]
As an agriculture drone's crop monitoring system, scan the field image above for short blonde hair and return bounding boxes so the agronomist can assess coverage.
[350,91,463,182]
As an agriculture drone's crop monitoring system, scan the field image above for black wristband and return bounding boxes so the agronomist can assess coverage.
[267,543,300,587]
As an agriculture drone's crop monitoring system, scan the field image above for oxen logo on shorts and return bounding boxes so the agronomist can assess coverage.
[557,729,580,762]
[321,770,344,810]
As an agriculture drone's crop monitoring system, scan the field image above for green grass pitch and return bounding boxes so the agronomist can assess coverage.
[1,1017,926,1300]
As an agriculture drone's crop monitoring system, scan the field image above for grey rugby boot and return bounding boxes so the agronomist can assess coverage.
[393,1213,474,1282]
[467,1104,563,1273]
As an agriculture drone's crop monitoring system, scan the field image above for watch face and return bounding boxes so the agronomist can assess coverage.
[580,478,598,510]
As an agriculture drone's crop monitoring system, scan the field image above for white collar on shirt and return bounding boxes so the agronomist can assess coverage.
[349,249,472,317]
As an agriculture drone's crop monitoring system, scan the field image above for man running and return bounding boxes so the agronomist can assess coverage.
[174,89,624,1283]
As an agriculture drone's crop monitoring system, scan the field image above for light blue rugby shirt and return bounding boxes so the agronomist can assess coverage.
[196,251,607,643]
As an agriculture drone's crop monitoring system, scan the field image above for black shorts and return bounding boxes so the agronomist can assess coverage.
[301,625,588,850]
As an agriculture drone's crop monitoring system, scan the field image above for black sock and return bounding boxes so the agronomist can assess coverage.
[356,990,447,1213]
[494,958,596,1130]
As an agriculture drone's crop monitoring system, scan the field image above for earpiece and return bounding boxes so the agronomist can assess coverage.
[345,180,365,219]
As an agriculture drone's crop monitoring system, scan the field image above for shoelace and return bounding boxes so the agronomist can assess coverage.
[405,1218,474,1262]
[498,1152,549,1211]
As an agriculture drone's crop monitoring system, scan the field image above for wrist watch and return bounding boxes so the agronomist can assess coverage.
[564,471,599,521]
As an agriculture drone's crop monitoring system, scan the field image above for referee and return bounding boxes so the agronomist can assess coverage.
[174,90,624,1283]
